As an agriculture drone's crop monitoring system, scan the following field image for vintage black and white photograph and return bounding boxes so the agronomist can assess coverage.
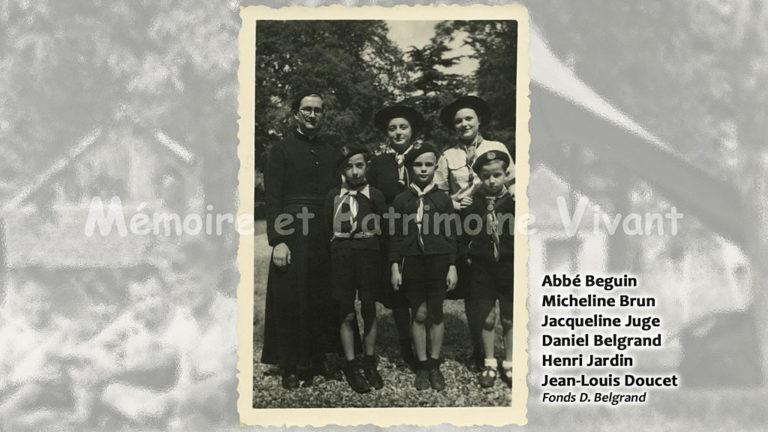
[238,5,529,424]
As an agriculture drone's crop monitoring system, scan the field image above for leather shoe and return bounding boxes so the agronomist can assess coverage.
[414,361,430,390]
[428,358,445,391]
[320,356,342,381]
[362,355,384,390]
[343,360,372,394]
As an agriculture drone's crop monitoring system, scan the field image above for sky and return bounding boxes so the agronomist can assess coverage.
[385,20,479,76]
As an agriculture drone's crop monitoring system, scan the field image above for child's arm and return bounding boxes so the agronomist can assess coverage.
[372,189,387,239]
[444,194,459,291]
[388,196,404,290]
[434,154,450,191]
[457,200,474,264]
[444,195,458,266]
[391,262,402,291]
[324,189,337,238]
[446,265,458,291]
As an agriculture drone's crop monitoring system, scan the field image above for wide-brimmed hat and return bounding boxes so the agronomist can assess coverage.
[374,105,425,135]
[403,143,438,167]
[439,95,491,129]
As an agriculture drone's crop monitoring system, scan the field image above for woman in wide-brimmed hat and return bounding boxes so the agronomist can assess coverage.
[368,105,425,203]
[367,104,426,368]
[434,95,515,370]
[435,95,515,210]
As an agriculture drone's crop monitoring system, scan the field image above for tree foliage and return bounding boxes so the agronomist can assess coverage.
[254,20,409,152]
[253,20,518,154]
[436,21,518,150]
[402,33,471,147]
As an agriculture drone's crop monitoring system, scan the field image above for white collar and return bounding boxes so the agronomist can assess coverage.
[410,181,437,196]
[340,183,370,199]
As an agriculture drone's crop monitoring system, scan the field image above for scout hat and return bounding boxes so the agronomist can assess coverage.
[336,143,370,172]
[374,105,425,135]
[471,149,510,174]
[439,95,491,129]
[403,143,438,167]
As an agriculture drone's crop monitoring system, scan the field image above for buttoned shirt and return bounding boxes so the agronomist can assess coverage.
[264,130,338,246]
[388,185,457,264]
[461,187,515,260]
[324,184,386,251]
[434,139,515,204]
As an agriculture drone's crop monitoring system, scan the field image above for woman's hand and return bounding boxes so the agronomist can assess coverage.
[446,265,458,291]
[272,243,291,268]
[453,196,473,210]
[391,263,402,291]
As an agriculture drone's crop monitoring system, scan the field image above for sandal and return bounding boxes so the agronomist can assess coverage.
[501,366,513,387]
[478,366,497,388]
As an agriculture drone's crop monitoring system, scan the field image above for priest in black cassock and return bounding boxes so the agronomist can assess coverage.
[260,90,342,389]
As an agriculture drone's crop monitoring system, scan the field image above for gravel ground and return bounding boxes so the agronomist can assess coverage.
[252,301,514,408]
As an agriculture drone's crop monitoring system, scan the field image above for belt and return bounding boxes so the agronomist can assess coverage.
[332,231,376,240]
[283,195,325,207]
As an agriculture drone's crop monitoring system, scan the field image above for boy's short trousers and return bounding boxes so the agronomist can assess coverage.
[331,248,381,307]
[401,254,450,307]
[470,256,514,302]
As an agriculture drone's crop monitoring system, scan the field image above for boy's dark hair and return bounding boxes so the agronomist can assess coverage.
[336,143,369,172]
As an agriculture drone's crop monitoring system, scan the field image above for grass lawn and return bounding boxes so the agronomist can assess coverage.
[251,233,514,408]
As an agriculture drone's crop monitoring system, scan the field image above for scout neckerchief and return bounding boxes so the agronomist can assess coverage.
[484,185,509,262]
[385,144,415,186]
[462,135,484,185]
[409,181,437,252]
[334,181,370,237]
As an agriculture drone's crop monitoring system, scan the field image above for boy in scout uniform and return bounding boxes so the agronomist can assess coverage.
[389,144,458,391]
[462,150,515,388]
[325,144,387,393]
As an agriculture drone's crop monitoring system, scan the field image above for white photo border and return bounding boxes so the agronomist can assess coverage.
[236,4,531,427]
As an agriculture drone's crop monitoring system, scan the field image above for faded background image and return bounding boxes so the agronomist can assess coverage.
[0,0,766,431]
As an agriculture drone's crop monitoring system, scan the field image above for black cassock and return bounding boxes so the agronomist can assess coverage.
[260,130,340,372]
